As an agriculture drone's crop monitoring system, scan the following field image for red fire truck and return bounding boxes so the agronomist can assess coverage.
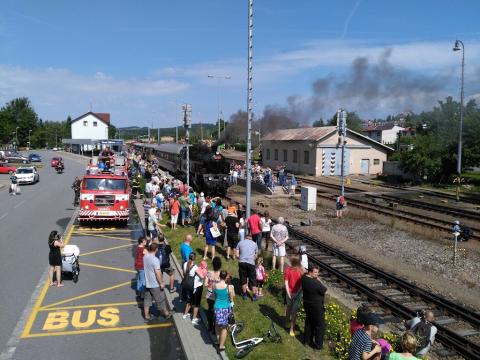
[79,172,130,222]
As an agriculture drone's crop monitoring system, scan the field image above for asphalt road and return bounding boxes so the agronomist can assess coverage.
[0,151,184,360]
[0,150,85,353]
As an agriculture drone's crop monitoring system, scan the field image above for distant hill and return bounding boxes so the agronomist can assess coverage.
[119,123,217,140]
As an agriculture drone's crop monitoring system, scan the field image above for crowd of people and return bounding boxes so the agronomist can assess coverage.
[228,162,298,194]
[127,147,436,358]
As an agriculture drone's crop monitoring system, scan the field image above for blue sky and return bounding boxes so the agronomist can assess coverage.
[1,0,479,128]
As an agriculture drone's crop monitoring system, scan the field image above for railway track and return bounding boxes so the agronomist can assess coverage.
[297,177,480,241]
[225,194,480,359]
[284,227,480,359]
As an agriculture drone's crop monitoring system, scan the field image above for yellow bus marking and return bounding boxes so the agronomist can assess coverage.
[41,281,131,310]
[81,244,133,257]
[23,322,173,338]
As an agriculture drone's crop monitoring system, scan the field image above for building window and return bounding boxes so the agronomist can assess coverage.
[376,131,381,136]
[83,121,88,126]
[304,150,309,164]
[293,150,298,163]
[373,159,380,165]
[93,121,98,127]
[274,149,278,161]
[283,149,287,162]
[266,149,270,160]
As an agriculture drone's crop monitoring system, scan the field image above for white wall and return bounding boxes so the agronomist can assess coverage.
[381,126,404,144]
[71,114,108,140]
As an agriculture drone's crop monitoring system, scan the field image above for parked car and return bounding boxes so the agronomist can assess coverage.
[51,157,63,167]
[28,153,42,162]
[0,163,16,175]
[3,155,30,164]
[15,166,39,184]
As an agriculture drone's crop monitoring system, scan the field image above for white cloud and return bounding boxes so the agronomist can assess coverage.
[0,65,190,123]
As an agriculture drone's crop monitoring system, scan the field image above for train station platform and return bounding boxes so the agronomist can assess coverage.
[134,199,224,360]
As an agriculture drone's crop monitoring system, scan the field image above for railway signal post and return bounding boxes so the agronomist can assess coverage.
[183,103,192,188]
[337,109,347,197]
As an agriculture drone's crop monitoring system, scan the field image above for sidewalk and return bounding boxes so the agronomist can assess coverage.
[134,199,225,360]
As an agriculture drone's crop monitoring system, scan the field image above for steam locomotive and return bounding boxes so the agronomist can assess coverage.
[133,142,230,195]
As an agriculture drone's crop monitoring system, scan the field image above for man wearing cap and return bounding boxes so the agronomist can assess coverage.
[348,312,383,360]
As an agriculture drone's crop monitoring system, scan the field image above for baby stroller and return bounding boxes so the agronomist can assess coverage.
[62,244,80,283]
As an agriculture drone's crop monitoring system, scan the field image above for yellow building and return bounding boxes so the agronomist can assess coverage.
[261,126,393,176]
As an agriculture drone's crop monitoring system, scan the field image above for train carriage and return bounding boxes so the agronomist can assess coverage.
[133,142,230,195]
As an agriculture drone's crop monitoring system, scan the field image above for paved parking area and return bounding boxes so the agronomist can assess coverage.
[15,223,185,360]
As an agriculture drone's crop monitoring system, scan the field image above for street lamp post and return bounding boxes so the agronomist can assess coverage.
[453,40,465,202]
[28,130,32,150]
[15,126,19,146]
[207,74,231,141]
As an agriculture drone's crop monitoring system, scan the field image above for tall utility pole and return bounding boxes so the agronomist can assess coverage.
[337,109,347,196]
[182,104,192,188]
[245,0,254,219]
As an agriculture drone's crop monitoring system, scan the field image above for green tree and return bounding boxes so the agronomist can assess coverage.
[399,134,443,180]
[312,118,325,127]
[326,111,363,132]
[0,97,40,146]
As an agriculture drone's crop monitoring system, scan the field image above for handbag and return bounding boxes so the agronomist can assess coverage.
[210,223,221,238]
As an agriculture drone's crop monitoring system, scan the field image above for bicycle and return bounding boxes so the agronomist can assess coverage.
[230,316,282,358]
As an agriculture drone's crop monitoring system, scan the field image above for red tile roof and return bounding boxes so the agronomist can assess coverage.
[93,113,110,124]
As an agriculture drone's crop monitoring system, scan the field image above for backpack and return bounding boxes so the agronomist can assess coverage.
[339,196,345,206]
[411,320,432,349]
[213,206,220,221]
[156,243,171,269]
[181,264,195,291]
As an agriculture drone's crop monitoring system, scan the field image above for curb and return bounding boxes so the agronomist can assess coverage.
[133,200,226,360]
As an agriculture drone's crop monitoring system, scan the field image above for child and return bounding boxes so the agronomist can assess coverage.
[255,257,267,297]
[198,260,208,278]
[299,245,308,271]
[134,236,147,299]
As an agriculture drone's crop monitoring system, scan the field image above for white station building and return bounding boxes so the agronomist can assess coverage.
[63,112,123,153]
[261,126,393,177]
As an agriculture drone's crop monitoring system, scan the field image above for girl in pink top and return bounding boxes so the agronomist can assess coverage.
[255,257,267,297]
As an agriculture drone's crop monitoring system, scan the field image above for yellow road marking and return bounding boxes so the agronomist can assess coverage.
[74,232,134,242]
[74,229,134,233]
[81,262,136,274]
[22,322,173,338]
[41,281,131,310]
[81,244,133,257]
[38,302,138,312]
[21,225,75,338]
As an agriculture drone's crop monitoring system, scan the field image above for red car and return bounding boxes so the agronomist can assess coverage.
[51,157,63,167]
[0,162,17,175]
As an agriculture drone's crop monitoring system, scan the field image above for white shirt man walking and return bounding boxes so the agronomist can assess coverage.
[270,217,289,273]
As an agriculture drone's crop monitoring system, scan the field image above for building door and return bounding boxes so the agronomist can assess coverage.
[360,159,369,174]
